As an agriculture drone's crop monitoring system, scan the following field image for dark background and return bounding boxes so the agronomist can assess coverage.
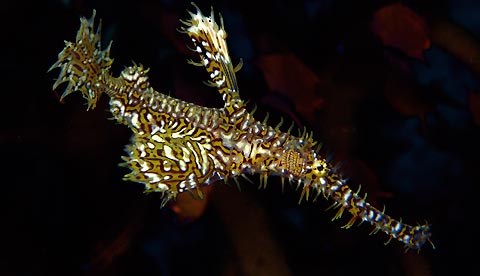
[2,0,479,275]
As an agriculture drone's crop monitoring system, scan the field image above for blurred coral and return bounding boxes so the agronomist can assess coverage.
[169,186,213,223]
[371,3,431,61]
[4,0,479,275]
[256,53,324,122]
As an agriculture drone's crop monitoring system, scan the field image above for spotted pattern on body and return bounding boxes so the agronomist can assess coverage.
[49,3,434,251]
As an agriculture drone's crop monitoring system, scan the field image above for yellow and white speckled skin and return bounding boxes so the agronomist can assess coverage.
[49,3,433,251]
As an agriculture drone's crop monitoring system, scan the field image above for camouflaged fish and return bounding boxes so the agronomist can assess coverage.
[49,3,434,251]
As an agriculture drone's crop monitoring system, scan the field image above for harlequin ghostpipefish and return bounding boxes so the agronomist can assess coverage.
[49,3,434,251]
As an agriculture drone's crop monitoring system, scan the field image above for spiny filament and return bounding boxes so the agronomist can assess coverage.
[50,3,434,251]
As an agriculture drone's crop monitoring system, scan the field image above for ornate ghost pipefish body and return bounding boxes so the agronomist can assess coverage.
[49,3,434,251]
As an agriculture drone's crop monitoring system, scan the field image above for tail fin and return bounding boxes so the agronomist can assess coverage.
[49,10,113,110]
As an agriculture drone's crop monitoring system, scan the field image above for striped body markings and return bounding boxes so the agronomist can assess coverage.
[109,64,231,203]
[50,3,434,251]
[179,3,244,114]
